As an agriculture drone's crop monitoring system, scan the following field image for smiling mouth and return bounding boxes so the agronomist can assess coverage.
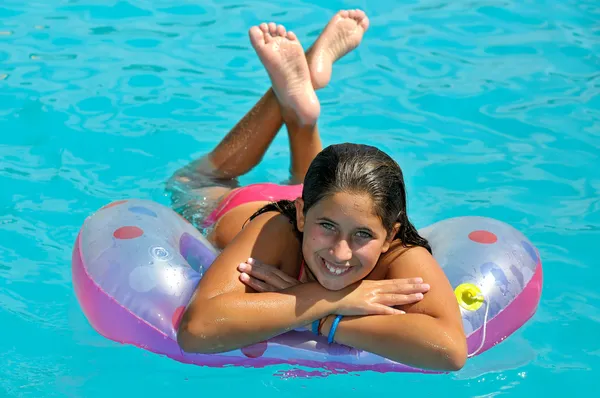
[320,257,352,276]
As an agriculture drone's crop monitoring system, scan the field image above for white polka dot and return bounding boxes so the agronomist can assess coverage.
[129,266,158,292]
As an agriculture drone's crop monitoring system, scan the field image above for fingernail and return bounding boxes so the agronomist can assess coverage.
[247,257,255,264]
[240,273,249,281]
[398,310,405,314]
[422,284,430,290]
[238,263,247,271]
[415,293,423,299]
[415,277,423,283]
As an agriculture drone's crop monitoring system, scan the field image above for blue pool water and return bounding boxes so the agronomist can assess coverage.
[1,0,599,396]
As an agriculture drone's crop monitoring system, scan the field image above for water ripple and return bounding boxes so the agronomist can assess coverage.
[0,0,599,395]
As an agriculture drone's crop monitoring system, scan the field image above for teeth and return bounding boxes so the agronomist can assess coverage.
[323,259,349,275]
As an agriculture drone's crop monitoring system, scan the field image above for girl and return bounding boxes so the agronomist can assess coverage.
[169,10,467,371]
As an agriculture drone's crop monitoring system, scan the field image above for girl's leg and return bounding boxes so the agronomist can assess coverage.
[282,115,322,184]
[197,88,283,180]
[207,12,370,247]
[176,24,312,184]
[167,10,370,229]
[207,23,321,247]
[174,10,370,185]
[284,9,370,182]
[166,24,316,226]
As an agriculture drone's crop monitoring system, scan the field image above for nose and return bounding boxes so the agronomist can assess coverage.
[330,238,352,263]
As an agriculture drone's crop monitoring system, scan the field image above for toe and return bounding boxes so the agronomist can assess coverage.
[276,24,286,37]
[339,10,349,18]
[348,9,356,19]
[248,26,265,46]
[355,9,366,20]
[268,22,277,36]
[259,22,269,33]
[360,15,370,30]
[286,30,297,41]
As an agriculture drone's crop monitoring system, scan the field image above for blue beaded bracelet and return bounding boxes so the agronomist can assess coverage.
[311,319,320,335]
[327,315,343,344]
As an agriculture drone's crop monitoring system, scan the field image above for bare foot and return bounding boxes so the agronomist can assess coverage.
[308,9,370,89]
[249,22,320,126]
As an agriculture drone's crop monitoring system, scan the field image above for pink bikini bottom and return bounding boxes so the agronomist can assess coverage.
[201,183,303,228]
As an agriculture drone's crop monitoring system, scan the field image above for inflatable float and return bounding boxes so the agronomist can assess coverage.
[72,189,542,373]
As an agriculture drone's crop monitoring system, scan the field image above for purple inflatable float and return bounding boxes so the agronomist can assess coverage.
[72,199,542,373]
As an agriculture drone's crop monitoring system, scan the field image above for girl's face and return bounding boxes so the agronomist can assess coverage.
[295,192,398,291]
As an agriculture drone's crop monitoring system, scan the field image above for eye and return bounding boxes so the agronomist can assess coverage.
[355,230,373,239]
[319,222,336,231]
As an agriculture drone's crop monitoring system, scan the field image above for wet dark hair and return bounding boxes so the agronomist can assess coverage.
[248,143,431,253]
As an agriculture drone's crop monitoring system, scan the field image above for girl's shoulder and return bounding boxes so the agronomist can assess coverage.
[191,211,301,303]
[210,201,285,249]
[381,239,431,261]
[372,240,432,279]
[243,211,302,268]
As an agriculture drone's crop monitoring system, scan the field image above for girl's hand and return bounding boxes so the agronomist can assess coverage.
[335,278,429,316]
[237,257,301,292]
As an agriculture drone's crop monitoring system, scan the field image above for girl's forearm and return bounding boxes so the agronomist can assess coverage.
[320,313,467,371]
[177,282,338,353]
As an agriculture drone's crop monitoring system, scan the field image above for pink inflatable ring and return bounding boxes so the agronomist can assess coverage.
[72,198,542,373]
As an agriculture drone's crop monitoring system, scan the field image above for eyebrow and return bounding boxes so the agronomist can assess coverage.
[316,217,376,235]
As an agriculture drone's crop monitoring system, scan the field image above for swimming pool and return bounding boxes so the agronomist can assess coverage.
[1,0,598,396]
